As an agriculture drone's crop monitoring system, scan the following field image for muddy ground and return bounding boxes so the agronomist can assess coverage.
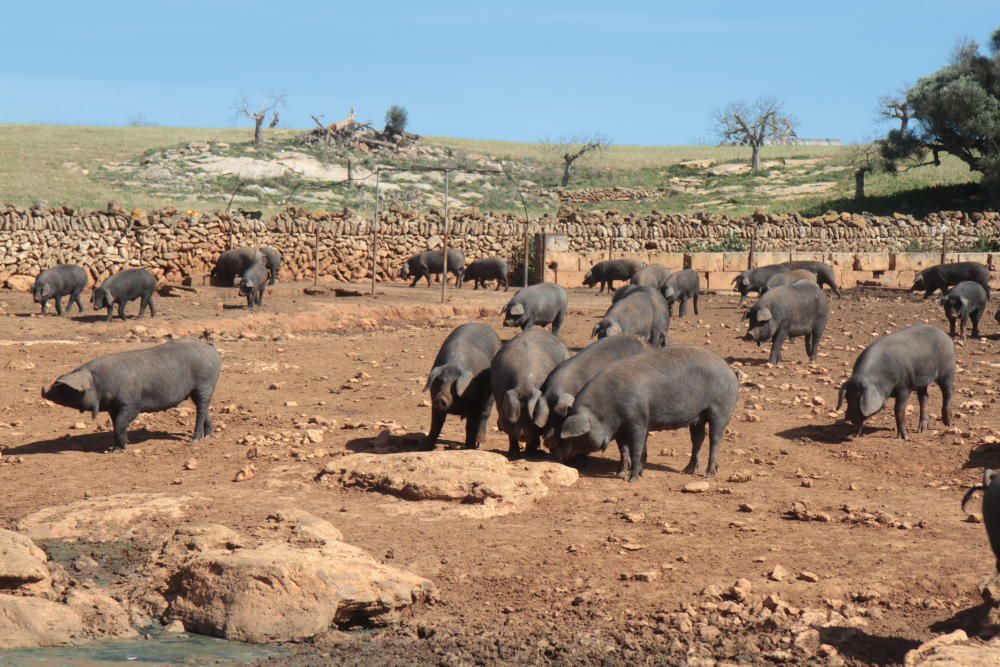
[0,281,998,666]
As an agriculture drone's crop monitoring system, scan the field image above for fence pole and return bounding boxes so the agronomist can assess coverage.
[748,230,756,269]
[371,169,380,297]
[441,170,449,304]
[313,223,319,286]
[940,227,948,265]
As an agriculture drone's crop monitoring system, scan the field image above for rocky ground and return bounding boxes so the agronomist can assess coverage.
[0,282,999,665]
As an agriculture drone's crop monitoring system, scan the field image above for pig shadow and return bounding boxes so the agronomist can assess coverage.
[929,601,993,634]
[71,314,124,324]
[7,429,183,455]
[221,304,251,311]
[570,454,675,479]
[346,432,436,454]
[723,355,771,367]
[817,626,920,666]
[965,443,1000,470]
[774,422,873,444]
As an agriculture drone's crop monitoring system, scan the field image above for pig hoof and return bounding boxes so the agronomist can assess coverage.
[106,446,125,453]
[682,464,697,475]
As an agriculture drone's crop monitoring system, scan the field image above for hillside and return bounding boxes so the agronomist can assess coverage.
[0,124,980,217]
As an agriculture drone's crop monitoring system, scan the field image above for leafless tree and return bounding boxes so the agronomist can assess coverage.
[713,97,797,171]
[547,133,611,187]
[233,93,286,145]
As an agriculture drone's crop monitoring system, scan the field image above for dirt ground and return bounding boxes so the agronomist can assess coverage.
[1,280,999,666]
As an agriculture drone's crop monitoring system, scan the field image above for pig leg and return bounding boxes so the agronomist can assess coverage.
[147,295,156,318]
[551,309,566,336]
[971,310,982,338]
[917,387,930,432]
[471,396,494,448]
[425,273,433,288]
[54,296,64,316]
[893,389,911,439]
[705,414,726,477]
[938,374,954,426]
[408,275,419,288]
[615,441,630,479]
[959,312,969,340]
[503,278,509,292]
[425,409,446,450]
[72,291,84,312]
[525,434,542,458]
[116,300,128,321]
[110,405,139,451]
[768,331,788,365]
[693,292,700,315]
[683,418,707,475]
[105,305,114,322]
[39,298,48,315]
[678,295,688,319]
[947,316,957,338]
[507,433,522,459]
[625,428,648,482]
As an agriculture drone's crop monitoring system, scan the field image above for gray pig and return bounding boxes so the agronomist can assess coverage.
[502,283,568,335]
[744,281,829,365]
[92,268,157,322]
[664,269,700,318]
[424,323,501,450]
[837,323,955,439]
[583,259,644,293]
[211,247,258,287]
[593,288,670,347]
[239,257,268,311]
[629,264,673,293]
[400,249,466,288]
[911,261,991,298]
[462,257,509,291]
[532,335,647,444]
[962,469,1000,572]
[33,264,87,316]
[42,339,221,451]
[553,346,738,482]
[259,247,281,285]
[612,283,675,304]
[732,265,791,306]
[941,281,988,339]
[761,269,817,295]
[783,260,841,296]
[491,328,570,458]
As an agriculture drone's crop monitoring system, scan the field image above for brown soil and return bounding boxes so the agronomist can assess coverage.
[0,282,998,666]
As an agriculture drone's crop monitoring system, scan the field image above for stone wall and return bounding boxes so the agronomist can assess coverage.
[0,203,997,288]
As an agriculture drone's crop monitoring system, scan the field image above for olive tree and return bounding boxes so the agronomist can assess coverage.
[713,97,797,171]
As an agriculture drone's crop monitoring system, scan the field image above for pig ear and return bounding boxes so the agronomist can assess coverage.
[591,323,601,338]
[755,307,772,323]
[501,389,521,423]
[56,370,93,393]
[986,468,999,488]
[662,286,676,301]
[531,395,550,428]
[859,384,883,417]
[607,322,623,337]
[561,413,591,440]
[960,296,970,309]
[454,371,473,396]
[422,367,442,393]
[836,382,847,411]
[554,393,575,417]
[526,389,542,422]
[509,303,525,316]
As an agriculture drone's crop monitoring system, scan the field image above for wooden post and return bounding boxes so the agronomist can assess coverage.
[748,231,756,269]
[523,228,530,288]
[313,224,319,286]
[441,170,449,304]
[370,169,380,297]
[608,236,613,262]
[347,158,353,186]
[940,227,948,265]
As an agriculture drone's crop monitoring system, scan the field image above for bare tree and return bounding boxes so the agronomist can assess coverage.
[233,93,286,145]
[548,133,611,187]
[713,97,797,171]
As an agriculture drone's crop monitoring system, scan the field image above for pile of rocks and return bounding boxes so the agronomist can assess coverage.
[554,187,666,203]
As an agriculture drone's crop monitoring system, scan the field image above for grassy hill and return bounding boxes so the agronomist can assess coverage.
[0,124,981,217]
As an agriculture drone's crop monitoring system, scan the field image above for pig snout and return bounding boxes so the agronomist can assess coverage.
[432,392,452,412]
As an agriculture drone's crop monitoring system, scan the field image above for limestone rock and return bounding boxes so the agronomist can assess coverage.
[18,493,196,542]
[64,585,137,640]
[0,594,84,649]
[904,630,1000,666]
[0,528,51,593]
[4,275,34,292]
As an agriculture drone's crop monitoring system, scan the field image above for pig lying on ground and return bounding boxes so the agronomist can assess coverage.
[941,281,988,339]
[553,346,738,481]
[42,339,221,451]
[211,247,259,287]
[33,264,87,316]
[762,269,817,294]
[92,268,157,322]
[593,288,670,347]
[911,261,991,297]
[259,247,281,285]
[502,283,568,335]
[583,259,644,293]
[837,323,955,439]
[532,336,647,445]
[664,269,700,318]
[962,469,1000,572]
[400,249,466,287]
[239,256,268,311]
[492,328,570,458]
[744,281,828,365]
[462,257,509,291]
[424,323,501,450]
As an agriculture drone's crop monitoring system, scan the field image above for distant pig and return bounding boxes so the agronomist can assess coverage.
[592,288,670,347]
[911,261,991,298]
[502,283,568,335]
[424,323,501,450]
[744,281,829,365]
[962,469,1000,572]
[941,281,988,339]
[211,247,258,287]
[553,346,738,481]
[583,259,644,293]
[92,268,157,322]
[491,328,570,458]
[400,249,466,287]
[629,264,673,293]
[664,269,700,318]
[239,256,268,311]
[837,323,955,439]
[42,339,221,451]
[33,264,87,316]
[532,336,647,445]
[462,257,509,291]
[761,268,817,295]
[259,247,281,285]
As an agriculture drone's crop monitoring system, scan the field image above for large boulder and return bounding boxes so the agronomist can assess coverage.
[0,528,52,594]
[4,275,35,292]
[18,493,197,542]
[0,594,84,649]
[905,630,1000,666]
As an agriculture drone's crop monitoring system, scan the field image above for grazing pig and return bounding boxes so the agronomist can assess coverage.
[237,208,263,220]
[553,346,738,481]
[211,247,258,287]
[239,257,268,311]
[630,264,673,293]
[42,339,221,451]
[491,328,570,458]
[732,265,791,306]
[502,283,568,335]
[836,323,955,439]
[462,257,509,291]
[532,336,647,444]
[33,264,87,316]
[259,247,281,285]
[783,260,841,297]
[941,281,988,339]
[762,269,817,295]
[400,249,466,287]
[592,288,670,347]
[92,268,157,322]
[962,469,1000,572]
[582,259,644,293]
[744,281,829,365]
[664,269,701,318]
[911,261,991,297]
[424,323,501,450]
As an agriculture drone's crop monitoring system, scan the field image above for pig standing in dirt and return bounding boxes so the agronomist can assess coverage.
[629,264,673,294]
[239,256,268,311]
[211,247,259,287]
[32,264,87,316]
[837,323,955,439]
[42,339,221,452]
[259,247,281,285]
[592,288,670,347]
[553,346,738,482]
[92,268,157,322]
[502,283,568,335]
[424,323,501,450]
[582,259,644,293]
[732,265,791,306]
[664,269,701,318]
[462,257,509,291]
[962,469,1000,572]
[941,281,988,339]
[911,261,991,298]
[400,249,466,288]
[532,336,647,445]
[744,281,828,365]
[761,269,817,295]
[491,328,569,458]
[783,260,841,296]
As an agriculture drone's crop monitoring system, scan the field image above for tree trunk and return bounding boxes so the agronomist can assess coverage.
[561,159,573,187]
[751,145,761,172]
[854,169,866,201]
[253,114,265,145]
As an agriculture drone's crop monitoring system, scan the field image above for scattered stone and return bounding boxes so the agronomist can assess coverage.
[769,565,788,582]
[683,481,711,494]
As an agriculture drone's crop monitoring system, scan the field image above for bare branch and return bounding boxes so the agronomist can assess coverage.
[544,133,612,186]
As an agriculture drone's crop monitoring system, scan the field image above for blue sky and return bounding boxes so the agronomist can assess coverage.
[1,1,997,144]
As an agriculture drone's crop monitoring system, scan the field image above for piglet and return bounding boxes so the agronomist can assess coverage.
[33,264,87,316]
[941,280,988,339]
[502,283,568,335]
